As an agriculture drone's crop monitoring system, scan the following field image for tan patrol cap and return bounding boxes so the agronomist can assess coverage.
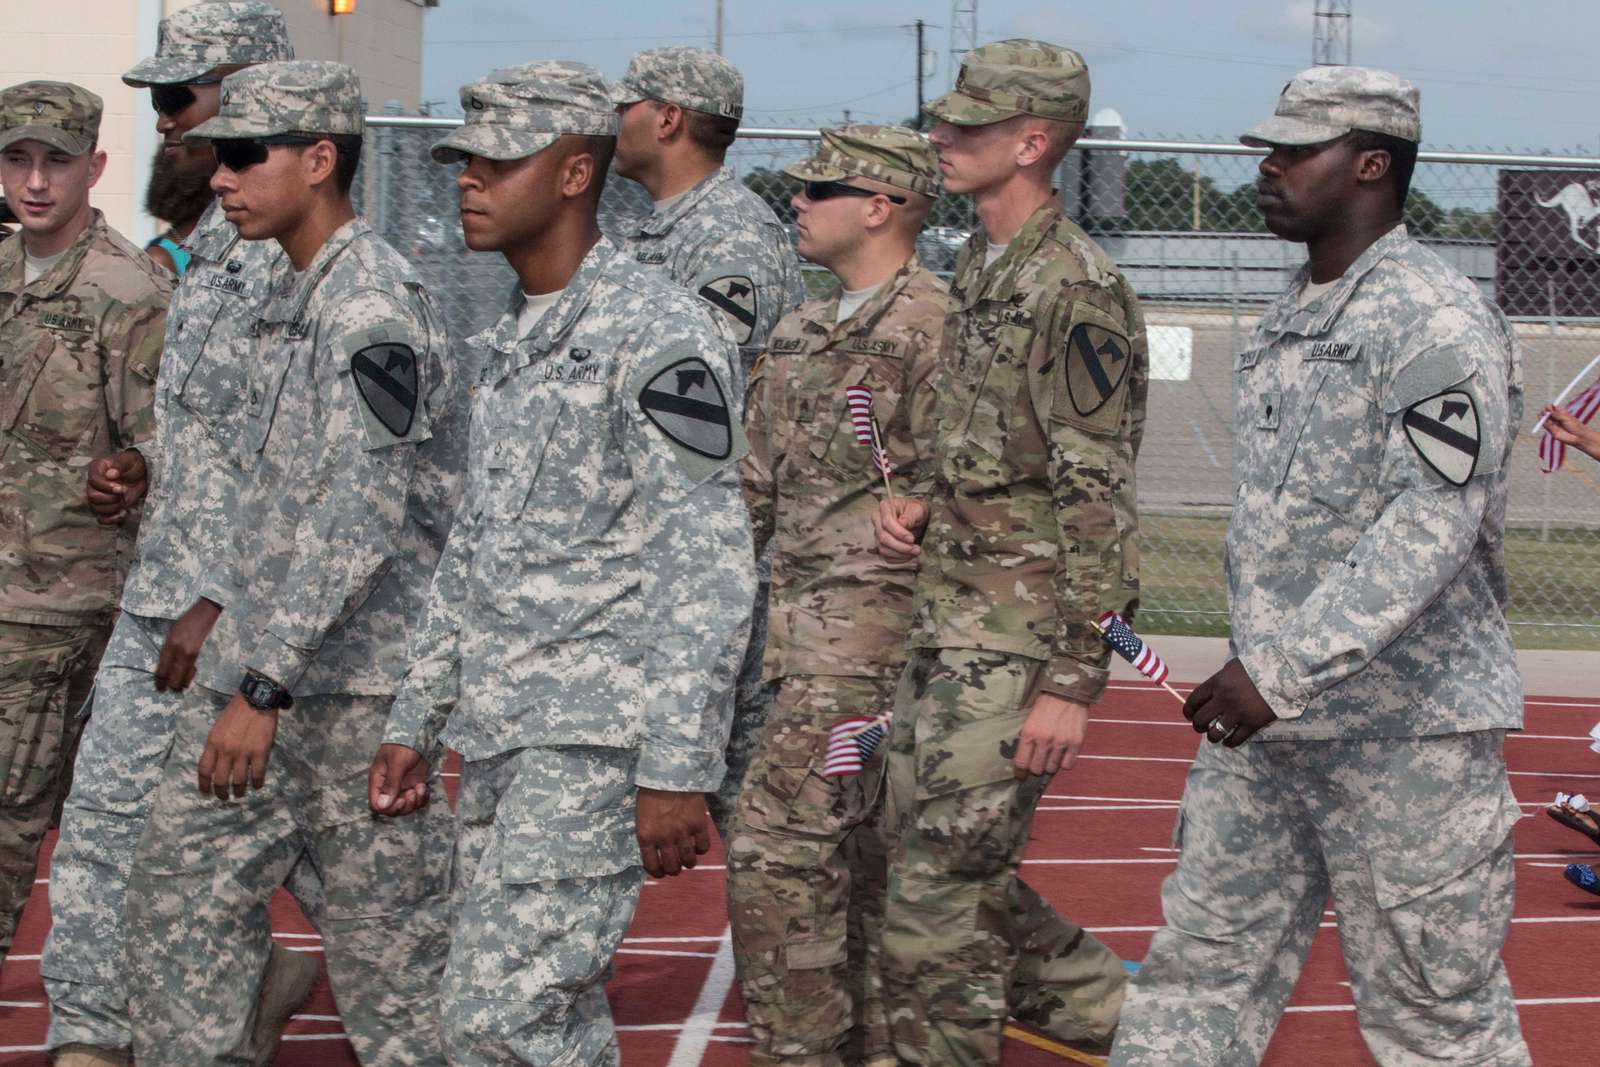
[926,39,1089,127]
[0,81,102,156]
[785,125,940,198]
[1241,66,1421,147]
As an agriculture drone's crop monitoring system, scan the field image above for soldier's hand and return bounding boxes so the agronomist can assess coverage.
[873,497,930,563]
[86,449,148,525]
[198,693,278,801]
[635,788,711,878]
[1183,658,1279,747]
[369,743,431,817]
[1543,403,1600,461]
[155,598,222,692]
[1013,693,1090,780]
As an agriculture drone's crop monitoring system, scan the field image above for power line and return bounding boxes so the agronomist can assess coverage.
[431,24,908,46]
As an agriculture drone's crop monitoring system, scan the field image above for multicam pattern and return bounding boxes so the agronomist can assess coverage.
[0,80,101,155]
[783,124,942,198]
[926,38,1091,126]
[610,46,744,121]
[188,60,365,142]
[123,0,294,87]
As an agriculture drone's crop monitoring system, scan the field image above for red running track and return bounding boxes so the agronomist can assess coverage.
[2,683,1597,1065]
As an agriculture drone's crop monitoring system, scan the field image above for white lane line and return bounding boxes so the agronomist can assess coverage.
[282,1034,351,1042]
[0,1000,42,1008]
[1509,770,1600,779]
[1038,805,1177,812]
[666,927,737,1067]
[0,1046,46,1054]
[618,948,720,959]
[273,932,322,940]
[1284,996,1600,1016]
[291,1014,343,1022]
[618,1022,749,1033]
[1080,754,1195,765]
[624,935,726,944]
[1092,719,1595,742]
[284,945,324,953]
[1524,699,1600,709]
[1046,793,1182,803]
[1023,858,1177,865]
[6,954,40,961]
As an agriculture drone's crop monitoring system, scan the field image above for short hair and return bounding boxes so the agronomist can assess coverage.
[297,134,362,194]
[561,133,616,205]
[1343,128,1417,208]
[684,109,739,155]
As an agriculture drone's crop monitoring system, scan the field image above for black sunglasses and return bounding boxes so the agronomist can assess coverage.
[803,179,907,205]
[213,136,321,172]
[150,75,225,118]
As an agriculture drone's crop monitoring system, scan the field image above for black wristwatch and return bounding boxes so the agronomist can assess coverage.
[240,670,293,712]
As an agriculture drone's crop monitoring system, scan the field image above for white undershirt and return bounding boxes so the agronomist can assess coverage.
[24,249,66,286]
[836,281,884,324]
[517,289,564,339]
[1299,277,1338,307]
[983,240,1009,268]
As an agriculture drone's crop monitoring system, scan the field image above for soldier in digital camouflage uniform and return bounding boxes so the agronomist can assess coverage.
[872,40,1147,1065]
[610,46,805,839]
[41,7,317,1065]
[366,61,754,1066]
[729,125,949,1067]
[121,61,459,1066]
[0,81,170,983]
[1110,67,1531,1067]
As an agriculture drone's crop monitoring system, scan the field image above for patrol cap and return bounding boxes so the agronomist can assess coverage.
[1241,66,1421,147]
[432,61,616,164]
[185,61,365,142]
[926,39,1089,127]
[785,124,941,198]
[609,47,744,123]
[124,1,294,88]
[0,81,102,157]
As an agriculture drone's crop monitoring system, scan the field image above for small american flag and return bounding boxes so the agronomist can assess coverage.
[844,385,894,476]
[823,714,889,776]
[1540,379,1600,473]
[1095,611,1169,684]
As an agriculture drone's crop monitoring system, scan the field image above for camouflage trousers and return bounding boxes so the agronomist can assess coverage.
[727,672,895,1066]
[710,568,776,841]
[125,684,454,1066]
[1109,731,1530,1067]
[0,618,107,968]
[882,648,1128,1066]
[443,746,644,1067]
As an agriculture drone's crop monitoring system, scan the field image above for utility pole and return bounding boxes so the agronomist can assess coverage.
[1312,0,1352,66]
[715,0,724,55]
[914,18,927,130]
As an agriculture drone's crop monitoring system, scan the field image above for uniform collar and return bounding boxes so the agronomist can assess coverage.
[0,209,105,302]
[829,256,922,343]
[1259,222,1411,339]
[260,216,369,328]
[477,236,618,370]
[185,198,243,263]
[953,198,1062,309]
[635,166,733,238]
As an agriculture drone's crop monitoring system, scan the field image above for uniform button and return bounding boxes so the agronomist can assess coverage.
[493,444,503,456]
[250,390,260,404]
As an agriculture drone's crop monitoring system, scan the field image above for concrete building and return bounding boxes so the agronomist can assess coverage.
[0,0,434,243]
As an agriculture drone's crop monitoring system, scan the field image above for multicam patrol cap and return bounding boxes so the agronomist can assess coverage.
[926,39,1089,127]
[124,0,294,88]
[432,61,616,164]
[1240,66,1421,147]
[0,81,102,156]
[609,47,744,123]
[784,124,940,198]
[184,61,365,142]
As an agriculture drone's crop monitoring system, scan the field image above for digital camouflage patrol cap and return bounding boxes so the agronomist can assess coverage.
[124,0,294,88]
[785,124,941,198]
[184,61,365,141]
[1241,66,1421,147]
[926,39,1090,127]
[0,81,102,156]
[609,47,744,123]
[432,62,616,164]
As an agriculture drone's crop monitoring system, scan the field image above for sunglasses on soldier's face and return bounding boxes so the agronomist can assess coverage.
[803,179,907,205]
[213,136,321,173]
[150,76,225,118]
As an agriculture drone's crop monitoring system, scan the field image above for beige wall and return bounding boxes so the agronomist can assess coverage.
[0,0,427,242]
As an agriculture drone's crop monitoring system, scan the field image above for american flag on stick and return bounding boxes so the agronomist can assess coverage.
[823,713,890,776]
[1538,378,1600,473]
[1092,611,1185,704]
[844,385,896,498]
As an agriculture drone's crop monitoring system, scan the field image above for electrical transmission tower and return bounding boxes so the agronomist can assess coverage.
[1312,0,1352,66]
[949,0,978,87]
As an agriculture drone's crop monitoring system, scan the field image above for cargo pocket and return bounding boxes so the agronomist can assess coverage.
[318,768,455,921]
[0,637,77,807]
[741,716,848,836]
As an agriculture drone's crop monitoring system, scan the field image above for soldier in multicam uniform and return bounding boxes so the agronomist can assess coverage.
[1110,68,1531,1067]
[42,7,317,1065]
[366,61,754,1066]
[610,46,805,838]
[0,79,170,986]
[729,124,948,1067]
[121,61,459,1066]
[873,40,1147,1065]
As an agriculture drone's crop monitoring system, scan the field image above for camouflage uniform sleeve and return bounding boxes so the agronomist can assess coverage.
[626,318,756,792]
[686,225,806,387]
[243,290,433,693]
[739,350,778,557]
[1238,308,1510,719]
[104,283,169,451]
[897,306,948,501]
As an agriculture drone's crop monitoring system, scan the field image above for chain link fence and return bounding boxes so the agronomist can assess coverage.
[357,116,1600,647]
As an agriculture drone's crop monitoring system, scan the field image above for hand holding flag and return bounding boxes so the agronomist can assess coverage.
[1539,386,1600,471]
[845,385,896,501]
[1092,611,1185,705]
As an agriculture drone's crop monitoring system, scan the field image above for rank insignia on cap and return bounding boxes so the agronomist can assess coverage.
[352,341,419,439]
[32,101,44,116]
[697,275,758,346]
[1402,390,1479,485]
[638,356,731,459]
[1065,321,1132,416]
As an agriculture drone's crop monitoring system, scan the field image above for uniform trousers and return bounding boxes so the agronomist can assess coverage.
[125,684,453,1065]
[727,672,895,1066]
[1109,731,1530,1067]
[0,619,107,967]
[710,565,776,841]
[881,648,1128,1066]
[443,745,643,1067]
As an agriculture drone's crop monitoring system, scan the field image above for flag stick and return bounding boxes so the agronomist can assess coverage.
[1530,351,1600,437]
[1088,619,1187,705]
[868,416,897,503]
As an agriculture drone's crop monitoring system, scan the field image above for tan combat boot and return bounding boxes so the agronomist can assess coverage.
[51,1046,129,1067]
[251,943,321,1067]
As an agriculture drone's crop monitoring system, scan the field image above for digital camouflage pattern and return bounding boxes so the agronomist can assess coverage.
[882,648,1127,1064]
[727,672,895,1066]
[1241,65,1421,148]
[910,199,1147,705]
[432,61,617,165]
[925,39,1090,127]
[1225,225,1522,738]
[0,211,170,626]
[444,746,645,1065]
[784,124,942,197]
[186,60,365,142]
[741,257,949,682]
[122,0,294,87]
[0,80,101,156]
[1110,732,1528,1067]
[610,46,744,121]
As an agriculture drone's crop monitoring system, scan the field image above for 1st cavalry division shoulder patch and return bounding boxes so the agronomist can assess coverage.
[638,357,732,459]
[1065,321,1133,417]
[1402,390,1479,486]
[352,341,419,439]
[697,275,758,346]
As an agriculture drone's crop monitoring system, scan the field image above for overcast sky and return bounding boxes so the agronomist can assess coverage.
[419,1,1600,154]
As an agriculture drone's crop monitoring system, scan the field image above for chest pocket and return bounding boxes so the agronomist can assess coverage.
[240,336,298,468]
[951,308,1031,459]
[796,360,874,472]
[478,384,564,524]
[169,273,254,430]
[3,327,102,457]
[1279,355,1381,515]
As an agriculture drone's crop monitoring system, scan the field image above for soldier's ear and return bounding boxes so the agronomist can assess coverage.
[86,148,108,190]
[656,102,685,142]
[1356,147,1391,187]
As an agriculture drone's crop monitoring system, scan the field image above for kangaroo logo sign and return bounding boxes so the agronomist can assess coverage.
[1497,170,1600,317]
